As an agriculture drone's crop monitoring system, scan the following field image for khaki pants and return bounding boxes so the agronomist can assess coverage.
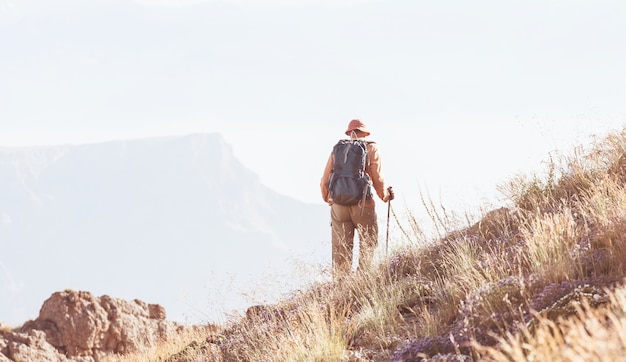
[330,203,378,278]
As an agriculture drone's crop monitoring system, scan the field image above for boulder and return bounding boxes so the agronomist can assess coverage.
[3,329,69,362]
[0,290,185,361]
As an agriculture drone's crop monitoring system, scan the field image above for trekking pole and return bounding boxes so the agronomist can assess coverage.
[386,187,392,257]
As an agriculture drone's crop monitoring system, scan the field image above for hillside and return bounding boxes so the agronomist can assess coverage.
[142,127,626,361]
[4,127,626,361]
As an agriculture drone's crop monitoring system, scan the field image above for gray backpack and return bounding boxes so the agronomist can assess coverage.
[328,139,372,206]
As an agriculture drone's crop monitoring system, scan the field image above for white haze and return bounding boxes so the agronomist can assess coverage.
[1,0,625,324]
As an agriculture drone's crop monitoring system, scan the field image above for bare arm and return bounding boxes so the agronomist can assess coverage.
[320,152,334,204]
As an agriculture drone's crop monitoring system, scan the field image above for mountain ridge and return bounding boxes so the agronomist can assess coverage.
[0,133,329,327]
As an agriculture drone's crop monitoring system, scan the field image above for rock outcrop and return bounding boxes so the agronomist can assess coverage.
[0,290,186,361]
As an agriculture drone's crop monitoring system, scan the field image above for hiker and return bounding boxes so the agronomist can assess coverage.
[320,119,394,279]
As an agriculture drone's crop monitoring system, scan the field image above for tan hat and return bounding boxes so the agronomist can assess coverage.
[345,119,371,136]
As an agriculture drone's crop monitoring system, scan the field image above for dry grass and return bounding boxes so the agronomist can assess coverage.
[219,300,350,361]
[101,325,219,362]
[520,207,583,283]
[104,126,626,361]
[474,285,626,362]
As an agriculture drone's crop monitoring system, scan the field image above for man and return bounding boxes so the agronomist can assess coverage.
[320,119,394,278]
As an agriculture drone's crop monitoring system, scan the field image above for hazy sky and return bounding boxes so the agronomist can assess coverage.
[2,0,626,219]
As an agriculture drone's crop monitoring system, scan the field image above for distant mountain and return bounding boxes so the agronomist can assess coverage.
[0,133,330,326]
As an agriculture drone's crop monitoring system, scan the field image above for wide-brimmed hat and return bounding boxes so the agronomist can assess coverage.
[345,119,371,136]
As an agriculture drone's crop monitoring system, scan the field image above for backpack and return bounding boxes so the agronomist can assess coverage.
[328,139,372,206]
